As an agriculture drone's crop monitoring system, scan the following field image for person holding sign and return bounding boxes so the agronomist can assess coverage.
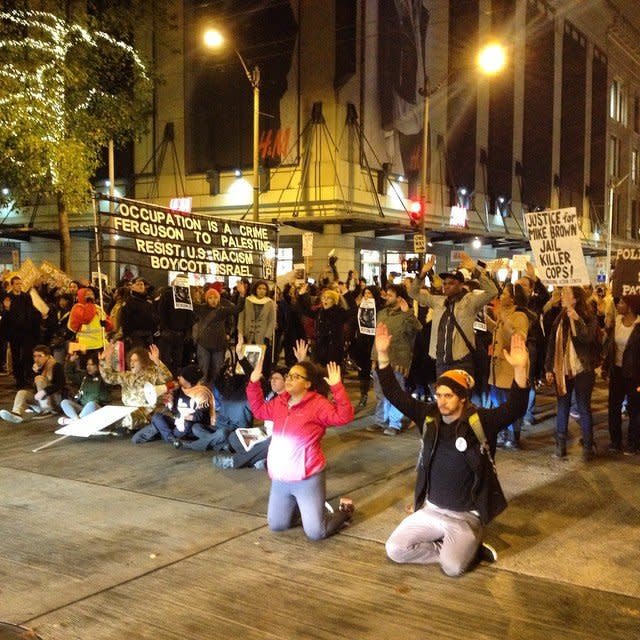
[246,353,355,541]
[544,287,600,461]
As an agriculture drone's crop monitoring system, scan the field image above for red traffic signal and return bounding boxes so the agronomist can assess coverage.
[408,199,424,226]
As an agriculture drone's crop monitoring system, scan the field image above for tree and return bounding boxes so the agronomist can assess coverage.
[0,5,155,271]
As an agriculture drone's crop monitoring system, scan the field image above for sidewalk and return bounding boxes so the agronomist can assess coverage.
[0,372,638,639]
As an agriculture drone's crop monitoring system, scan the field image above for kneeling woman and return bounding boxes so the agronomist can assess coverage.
[246,357,355,540]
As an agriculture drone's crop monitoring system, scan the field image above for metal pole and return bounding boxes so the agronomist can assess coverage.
[606,174,629,283]
[419,82,430,257]
[252,65,260,222]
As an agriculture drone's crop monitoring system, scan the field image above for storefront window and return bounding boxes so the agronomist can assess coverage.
[360,249,380,285]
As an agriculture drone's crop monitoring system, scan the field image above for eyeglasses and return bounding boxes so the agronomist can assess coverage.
[285,373,308,381]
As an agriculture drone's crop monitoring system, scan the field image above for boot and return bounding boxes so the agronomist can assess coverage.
[554,435,567,458]
[358,379,370,408]
[582,441,596,462]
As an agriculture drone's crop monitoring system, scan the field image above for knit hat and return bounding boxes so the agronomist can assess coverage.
[321,289,340,304]
[436,369,475,399]
[205,288,220,302]
[179,364,203,386]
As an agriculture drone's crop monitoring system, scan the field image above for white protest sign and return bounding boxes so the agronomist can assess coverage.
[302,232,314,257]
[55,405,136,437]
[524,208,590,285]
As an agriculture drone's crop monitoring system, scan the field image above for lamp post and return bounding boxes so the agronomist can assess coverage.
[204,28,260,222]
[417,42,507,254]
[606,173,629,283]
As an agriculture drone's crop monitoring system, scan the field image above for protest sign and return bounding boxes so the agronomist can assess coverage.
[357,298,376,336]
[97,194,278,281]
[302,232,314,257]
[15,258,40,290]
[524,208,589,285]
[172,276,193,311]
[612,248,640,297]
[40,260,73,289]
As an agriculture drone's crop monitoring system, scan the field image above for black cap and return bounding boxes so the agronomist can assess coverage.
[438,270,465,283]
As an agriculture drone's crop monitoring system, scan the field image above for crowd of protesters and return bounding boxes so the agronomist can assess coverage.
[0,251,637,568]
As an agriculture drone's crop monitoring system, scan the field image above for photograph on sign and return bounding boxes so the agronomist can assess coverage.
[524,208,589,285]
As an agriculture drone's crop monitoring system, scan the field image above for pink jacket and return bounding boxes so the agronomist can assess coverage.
[246,380,354,482]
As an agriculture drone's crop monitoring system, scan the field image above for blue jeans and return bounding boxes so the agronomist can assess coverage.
[60,399,100,419]
[556,371,595,446]
[197,346,225,385]
[373,368,406,430]
[489,386,522,438]
[524,387,536,423]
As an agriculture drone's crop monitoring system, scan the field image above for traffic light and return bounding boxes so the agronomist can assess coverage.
[408,198,424,227]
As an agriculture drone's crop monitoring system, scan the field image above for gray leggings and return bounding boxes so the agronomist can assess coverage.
[267,471,349,541]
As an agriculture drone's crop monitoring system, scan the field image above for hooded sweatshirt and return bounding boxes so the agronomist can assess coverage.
[68,288,112,350]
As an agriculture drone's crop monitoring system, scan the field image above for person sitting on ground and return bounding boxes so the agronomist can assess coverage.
[246,352,355,541]
[58,353,111,425]
[376,323,530,576]
[132,363,215,445]
[0,345,66,423]
[212,339,310,469]
[98,342,172,432]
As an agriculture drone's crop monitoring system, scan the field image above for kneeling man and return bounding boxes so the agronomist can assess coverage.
[375,324,529,576]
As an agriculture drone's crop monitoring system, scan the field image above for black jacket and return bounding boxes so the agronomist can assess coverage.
[195,297,245,351]
[4,292,40,339]
[121,292,158,338]
[544,311,600,375]
[297,293,348,365]
[378,365,528,524]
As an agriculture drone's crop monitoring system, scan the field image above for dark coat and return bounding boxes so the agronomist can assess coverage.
[378,365,528,524]
[544,311,600,375]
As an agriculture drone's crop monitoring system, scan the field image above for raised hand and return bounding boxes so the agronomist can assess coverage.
[420,255,435,278]
[101,342,114,361]
[503,332,529,370]
[324,361,341,386]
[525,261,537,281]
[249,351,264,382]
[398,296,410,313]
[236,281,247,297]
[293,339,309,362]
[375,322,392,355]
[458,252,476,272]
[148,344,160,363]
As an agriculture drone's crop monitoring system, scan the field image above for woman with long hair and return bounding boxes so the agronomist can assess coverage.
[489,283,530,449]
[602,296,640,454]
[246,356,355,540]
[544,286,600,461]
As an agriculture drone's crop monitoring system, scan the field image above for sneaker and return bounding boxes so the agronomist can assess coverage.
[477,542,498,563]
[582,446,596,462]
[607,444,623,454]
[366,423,384,432]
[623,447,639,456]
[357,396,368,408]
[212,454,235,469]
[0,409,23,423]
[383,427,399,436]
[338,496,355,520]
[253,459,267,470]
[57,417,73,426]
[569,410,580,420]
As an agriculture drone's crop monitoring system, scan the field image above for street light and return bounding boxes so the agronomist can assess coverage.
[203,28,260,222]
[418,42,507,254]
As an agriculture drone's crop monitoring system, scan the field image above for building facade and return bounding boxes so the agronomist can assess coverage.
[3,0,640,285]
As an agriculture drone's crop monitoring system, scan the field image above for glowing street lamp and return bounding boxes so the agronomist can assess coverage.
[418,41,507,254]
[203,28,261,222]
[477,42,507,76]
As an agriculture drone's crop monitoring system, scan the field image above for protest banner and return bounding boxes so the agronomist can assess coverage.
[524,207,589,285]
[40,260,73,289]
[15,258,40,290]
[611,248,640,297]
[96,194,278,281]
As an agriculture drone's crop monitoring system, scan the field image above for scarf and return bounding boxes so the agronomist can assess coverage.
[183,383,216,424]
[552,314,581,396]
